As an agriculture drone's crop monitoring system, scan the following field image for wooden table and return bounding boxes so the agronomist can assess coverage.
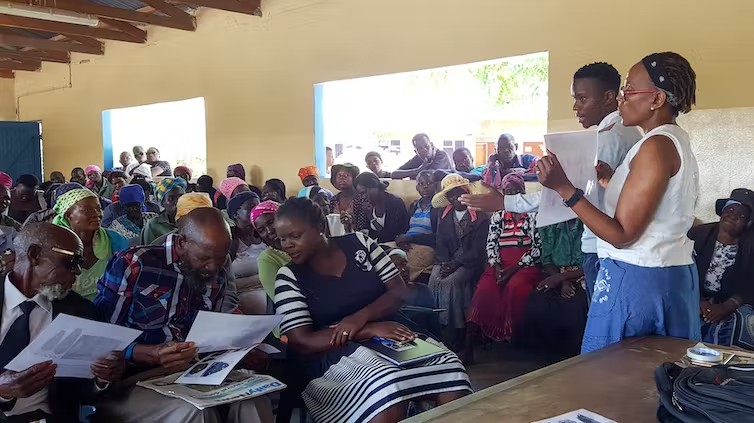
[405,337,697,423]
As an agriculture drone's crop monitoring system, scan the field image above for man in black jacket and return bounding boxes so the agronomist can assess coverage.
[0,223,123,422]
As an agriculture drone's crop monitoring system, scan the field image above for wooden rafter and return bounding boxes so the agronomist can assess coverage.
[0,14,146,43]
[0,31,103,55]
[99,18,146,40]
[0,47,69,63]
[135,0,196,29]
[6,0,196,31]
[0,69,13,78]
[0,58,41,71]
[172,0,262,16]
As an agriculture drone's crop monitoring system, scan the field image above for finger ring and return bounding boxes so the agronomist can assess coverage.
[343,331,349,336]
[544,285,549,289]
[706,308,711,313]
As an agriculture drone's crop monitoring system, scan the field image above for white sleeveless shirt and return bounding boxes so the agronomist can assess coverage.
[597,124,699,267]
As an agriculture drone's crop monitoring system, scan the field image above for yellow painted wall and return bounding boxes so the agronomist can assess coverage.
[0,78,15,121]
[12,0,754,215]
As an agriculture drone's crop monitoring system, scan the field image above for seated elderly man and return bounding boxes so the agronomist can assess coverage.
[0,223,124,421]
[94,208,272,423]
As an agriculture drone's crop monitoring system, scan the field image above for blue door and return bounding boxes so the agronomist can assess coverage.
[0,121,42,183]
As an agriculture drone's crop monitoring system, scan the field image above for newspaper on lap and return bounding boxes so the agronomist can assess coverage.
[137,369,286,410]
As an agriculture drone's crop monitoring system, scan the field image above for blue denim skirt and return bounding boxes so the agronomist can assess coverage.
[581,258,701,353]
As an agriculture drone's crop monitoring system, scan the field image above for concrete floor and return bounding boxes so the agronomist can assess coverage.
[464,342,551,392]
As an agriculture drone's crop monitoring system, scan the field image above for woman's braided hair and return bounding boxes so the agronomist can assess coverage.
[277,196,326,234]
[658,52,696,115]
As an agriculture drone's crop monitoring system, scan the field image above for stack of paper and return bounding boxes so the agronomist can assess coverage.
[175,312,282,385]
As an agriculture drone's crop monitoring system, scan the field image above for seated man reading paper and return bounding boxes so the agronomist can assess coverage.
[0,223,124,422]
[94,208,273,423]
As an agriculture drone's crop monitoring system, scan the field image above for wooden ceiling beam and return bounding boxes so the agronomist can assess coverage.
[0,47,69,63]
[6,0,196,31]
[63,34,101,48]
[0,69,13,78]
[172,0,262,16]
[137,0,196,29]
[0,33,103,55]
[0,14,146,43]
[0,58,41,71]
[99,18,147,40]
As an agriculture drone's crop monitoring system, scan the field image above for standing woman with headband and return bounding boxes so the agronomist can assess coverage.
[537,52,701,353]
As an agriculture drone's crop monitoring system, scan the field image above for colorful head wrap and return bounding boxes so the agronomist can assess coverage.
[51,183,85,207]
[85,165,102,176]
[228,191,261,220]
[118,184,146,211]
[500,172,525,194]
[227,164,246,181]
[175,192,213,220]
[155,177,187,204]
[0,172,11,188]
[52,188,110,261]
[53,188,97,217]
[219,177,247,200]
[174,165,193,180]
[298,166,319,182]
[250,200,280,228]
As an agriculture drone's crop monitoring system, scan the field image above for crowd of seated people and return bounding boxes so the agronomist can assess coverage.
[0,51,747,422]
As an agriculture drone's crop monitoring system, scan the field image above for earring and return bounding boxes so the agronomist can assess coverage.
[650,107,655,111]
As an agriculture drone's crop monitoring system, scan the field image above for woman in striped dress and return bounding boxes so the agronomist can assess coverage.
[274,197,471,423]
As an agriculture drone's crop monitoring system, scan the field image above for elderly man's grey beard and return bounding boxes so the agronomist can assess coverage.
[38,283,70,301]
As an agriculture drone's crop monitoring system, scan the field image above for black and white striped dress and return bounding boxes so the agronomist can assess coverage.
[275,232,471,423]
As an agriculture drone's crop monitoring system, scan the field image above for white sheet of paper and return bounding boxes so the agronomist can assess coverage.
[532,408,617,423]
[175,348,252,385]
[5,313,141,378]
[185,311,282,353]
[537,130,599,228]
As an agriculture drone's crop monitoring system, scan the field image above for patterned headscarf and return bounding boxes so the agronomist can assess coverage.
[176,192,213,220]
[0,172,11,188]
[227,164,246,181]
[298,166,318,183]
[155,177,187,204]
[250,201,280,228]
[51,183,85,208]
[219,177,247,200]
[52,188,111,260]
[53,188,97,216]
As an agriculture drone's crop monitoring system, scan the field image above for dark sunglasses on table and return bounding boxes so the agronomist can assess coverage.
[51,247,85,270]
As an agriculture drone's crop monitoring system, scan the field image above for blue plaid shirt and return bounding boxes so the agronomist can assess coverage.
[94,234,236,345]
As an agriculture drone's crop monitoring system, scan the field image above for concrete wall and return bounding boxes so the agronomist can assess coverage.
[0,78,15,121]
[11,0,754,220]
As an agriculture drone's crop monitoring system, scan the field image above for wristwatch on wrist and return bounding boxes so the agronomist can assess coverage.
[563,188,584,208]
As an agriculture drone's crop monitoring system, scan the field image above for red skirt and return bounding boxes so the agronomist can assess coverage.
[467,246,541,341]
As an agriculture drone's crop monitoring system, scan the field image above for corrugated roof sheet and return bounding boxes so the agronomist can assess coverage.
[88,0,147,11]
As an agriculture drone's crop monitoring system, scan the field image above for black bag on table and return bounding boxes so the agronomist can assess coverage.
[655,362,754,422]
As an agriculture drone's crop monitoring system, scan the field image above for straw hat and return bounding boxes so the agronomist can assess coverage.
[431,174,489,208]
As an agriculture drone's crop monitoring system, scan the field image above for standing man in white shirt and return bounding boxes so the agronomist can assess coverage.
[461,62,641,297]
[571,63,642,295]
[0,223,124,421]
